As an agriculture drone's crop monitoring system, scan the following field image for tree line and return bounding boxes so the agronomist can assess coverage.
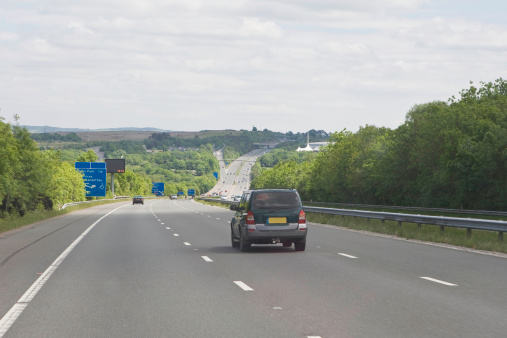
[252,79,507,211]
[0,118,86,217]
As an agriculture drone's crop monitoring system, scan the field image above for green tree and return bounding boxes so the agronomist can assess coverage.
[77,149,99,162]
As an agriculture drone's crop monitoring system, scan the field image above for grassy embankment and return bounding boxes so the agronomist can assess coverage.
[196,199,507,254]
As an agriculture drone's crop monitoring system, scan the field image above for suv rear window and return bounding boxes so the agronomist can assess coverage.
[251,191,300,210]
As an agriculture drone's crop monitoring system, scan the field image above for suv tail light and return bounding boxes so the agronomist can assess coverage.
[246,211,255,225]
[298,210,306,224]
[298,210,307,230]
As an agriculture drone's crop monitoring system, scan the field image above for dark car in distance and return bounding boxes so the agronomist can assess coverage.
[132,195,144,205]
[230,189,307,252]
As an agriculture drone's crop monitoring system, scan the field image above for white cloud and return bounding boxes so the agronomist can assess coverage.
[0,0,506,132]
[241,18,283,39]
[0,31,18,40]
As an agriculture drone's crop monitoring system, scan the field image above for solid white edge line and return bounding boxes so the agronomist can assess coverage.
[420,277,457,286]
[234,281,254,291]
[201,256,213,262]
[338,253,358,259]
[0,203,128,337]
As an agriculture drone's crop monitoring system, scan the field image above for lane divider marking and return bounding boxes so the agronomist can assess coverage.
[201,256,213,262]
[420,277,457,286]
[183,242,191,246]
[173,234,179,237]
[338,253,358,259]
[234,281,254,291]
[0,204,128,337]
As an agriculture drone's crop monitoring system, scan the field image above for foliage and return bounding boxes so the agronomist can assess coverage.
[120,147,220,196]
[259,149,317,167]
[77,149,99,162]
[0,118,86,217]
[30,132,82,142]
[145,129,282,160]
[251,160,313,197]
[252,79,507,210]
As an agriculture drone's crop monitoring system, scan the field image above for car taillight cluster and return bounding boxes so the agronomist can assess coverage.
[298,210,307,230]
[246,211,255,225]
[298,210,306,224]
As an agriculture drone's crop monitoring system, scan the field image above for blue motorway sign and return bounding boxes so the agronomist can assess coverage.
[177,191,184,196]
[188,189,195,196]
[75,162,107,197]
[152,182,165,196]
[213,172,218,180]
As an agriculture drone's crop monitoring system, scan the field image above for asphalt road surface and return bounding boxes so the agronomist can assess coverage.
[209,148,270,198]
[1,199,506,337]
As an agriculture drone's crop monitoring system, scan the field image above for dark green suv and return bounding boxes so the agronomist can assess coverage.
[230,189,307,252]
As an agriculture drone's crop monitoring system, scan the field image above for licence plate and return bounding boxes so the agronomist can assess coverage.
[267,217,287,224]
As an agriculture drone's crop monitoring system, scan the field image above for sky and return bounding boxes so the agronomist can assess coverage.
[1,0,506,133]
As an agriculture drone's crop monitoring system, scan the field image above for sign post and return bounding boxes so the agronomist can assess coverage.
[105,159,125,195]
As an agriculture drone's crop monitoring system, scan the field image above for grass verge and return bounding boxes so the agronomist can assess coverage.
[196,198,231,209]
[0,199,125,235]
[307,212,507,254]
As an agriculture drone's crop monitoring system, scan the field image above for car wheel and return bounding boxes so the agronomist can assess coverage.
[239,229,250,252]
[231,226,239,248]
[294,240,306,251]
[282,241,292,248]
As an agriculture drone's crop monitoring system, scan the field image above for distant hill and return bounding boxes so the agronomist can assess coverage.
[22,126,170,133]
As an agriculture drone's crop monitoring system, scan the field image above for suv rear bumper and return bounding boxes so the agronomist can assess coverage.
[242,226,307,243]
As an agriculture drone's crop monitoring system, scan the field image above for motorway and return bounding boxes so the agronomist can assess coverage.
[1,199,506,337]
[208,148,271,199]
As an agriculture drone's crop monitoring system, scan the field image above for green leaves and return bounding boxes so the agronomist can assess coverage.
[252,79,507,210]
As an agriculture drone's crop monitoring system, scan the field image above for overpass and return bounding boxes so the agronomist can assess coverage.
[252,143,278,149]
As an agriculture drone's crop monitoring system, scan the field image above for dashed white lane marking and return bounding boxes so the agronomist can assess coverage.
[308,336,322,338]
[160,223,164,225]
[0,204,128,337]
[234,281,254,291]
[173,234,179,237]
[183,242,191,246]
[201,256,213,262]
[166,227,171,230]
[216,218,220,220]
[338,253,358,259]
[420,277,457,286]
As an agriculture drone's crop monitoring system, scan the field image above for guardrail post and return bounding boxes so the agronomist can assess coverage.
[440,225,445,234]
[499,231,504,242]
[417,223,421,229]
[398,221,401,227]
[467,228,471,239]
